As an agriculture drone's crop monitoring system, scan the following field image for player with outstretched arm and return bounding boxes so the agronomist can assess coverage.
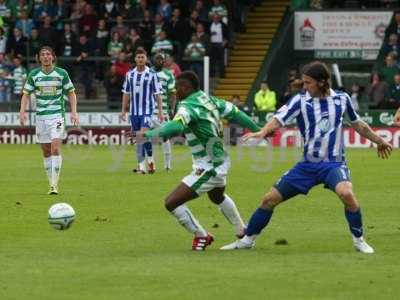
[221,61,393,254]
[137,71,261,250]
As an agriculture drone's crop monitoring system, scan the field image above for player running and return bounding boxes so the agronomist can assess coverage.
[19,46,79,195]
[121,49,163,174]
[221,61,393,254]
[137,71,261,250]
[151,53,176,171]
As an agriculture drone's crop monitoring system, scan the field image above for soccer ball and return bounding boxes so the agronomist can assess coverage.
[48,203,75,230]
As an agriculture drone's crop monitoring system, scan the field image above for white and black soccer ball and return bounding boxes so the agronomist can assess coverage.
[48,203,75,230]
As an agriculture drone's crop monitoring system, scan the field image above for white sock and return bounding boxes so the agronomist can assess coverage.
[219,194,246,235]
[146,155,155,164]
[139,161,147,172]
[51,155,62,187]
[171,205,207,237]
[162,140,172,169]
[43,156,52,186]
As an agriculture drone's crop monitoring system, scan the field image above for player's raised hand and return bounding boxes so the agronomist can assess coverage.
[70,112,79,126]
[19,111,27,126]
[377,141,392,159]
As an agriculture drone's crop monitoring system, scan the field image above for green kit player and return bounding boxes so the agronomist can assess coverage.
[20,46,79,195]
[151,53,177,171]
[138,71,261,250]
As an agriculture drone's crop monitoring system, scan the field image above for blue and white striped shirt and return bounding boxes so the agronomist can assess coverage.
[122,66,162,116]
[274,89,360,162]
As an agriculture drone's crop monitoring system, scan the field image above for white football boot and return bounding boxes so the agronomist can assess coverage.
[352,235,374,254]
[220,237,255,250]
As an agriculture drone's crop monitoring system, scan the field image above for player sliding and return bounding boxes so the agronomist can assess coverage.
[221,61,393,254]
[137,71,261,250]
[19,46,79,195]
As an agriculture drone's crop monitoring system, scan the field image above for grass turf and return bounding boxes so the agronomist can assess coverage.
[0,144,399,300]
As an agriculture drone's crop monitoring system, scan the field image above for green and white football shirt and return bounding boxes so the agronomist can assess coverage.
[152,67,176,115]
[23,67,75,120]
[174,90,236,167]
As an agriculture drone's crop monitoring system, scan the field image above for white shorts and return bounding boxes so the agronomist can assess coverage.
[36,117,66,144]
[182,158,230,195]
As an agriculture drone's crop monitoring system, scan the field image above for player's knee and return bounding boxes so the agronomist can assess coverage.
[164,197,176,212]
[337,188,354,202]
[260,194,280,209]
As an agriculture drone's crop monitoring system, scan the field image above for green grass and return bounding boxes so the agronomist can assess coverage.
[0,144,399,300]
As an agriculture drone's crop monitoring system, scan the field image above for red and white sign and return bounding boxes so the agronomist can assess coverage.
[294,11,393,50]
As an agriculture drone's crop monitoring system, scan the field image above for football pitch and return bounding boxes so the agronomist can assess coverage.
[1,144,399,300]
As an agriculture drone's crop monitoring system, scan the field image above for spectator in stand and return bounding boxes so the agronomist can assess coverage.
[380,53,400,86]
[95,19,110,56]
[0,0,11,21]
[74,34,94,99]
[184,34,206,84]
[111,15,128,38]
[151,30,173,55]
[0,53,11,74]
[209,0,228,24]
[32,0,56,25]
[281,78,303,105]
[350,83,362,112]
[11,56,27,102]
[0,27,7,54]
[15,10,35,38]
[388,73,400,109]
[254,81,277,113]
[385,10,400,36]
[195,22,210,52]
[153,13,168,41]
[113,51,132,77]
[133,0,149,20]
[209,13,228,78]
[192,0,209,25]
[99,0,119,22]
[157,0,172,21]
[139,10,155,54]
[28,28,42,57]
[14,0,31,19]
[122,42,134,61]
[0,69,11,103]
[164,54,181,77]
[38,15,57,49]
[69,2,82,34]
[382,33,400,57]
[53,0,69,31]
[119,0,135,20]
[94,19,110,81]
[104,64,123,110]
[168,7,191,58]
[108,31,123,61]
[126,28,144,53]
[189,10,201,33]
[80,3,98,35]
[58,22,76,78]
[6,27,27,58]
[367,72,389,109]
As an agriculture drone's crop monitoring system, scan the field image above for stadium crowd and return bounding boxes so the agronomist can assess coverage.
[0,0,262,109]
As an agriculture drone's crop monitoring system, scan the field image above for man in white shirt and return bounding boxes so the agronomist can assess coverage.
[209,13,228,78]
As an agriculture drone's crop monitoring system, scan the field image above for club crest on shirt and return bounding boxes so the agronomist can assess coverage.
[318,118,331,133]
[334,99,341,106]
